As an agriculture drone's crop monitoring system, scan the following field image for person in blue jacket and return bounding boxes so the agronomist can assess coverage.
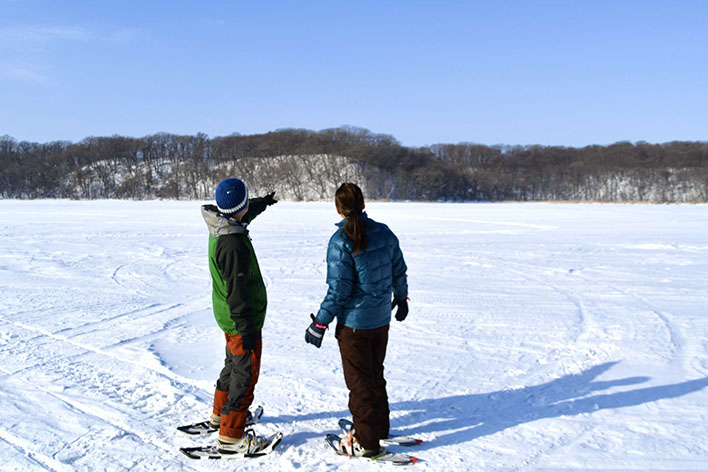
[305,183,408,457]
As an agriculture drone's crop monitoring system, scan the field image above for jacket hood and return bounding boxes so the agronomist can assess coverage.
[201,204,249,238]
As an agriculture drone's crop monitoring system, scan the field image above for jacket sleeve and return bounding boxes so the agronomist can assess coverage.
[391,233,408,301]
[316,236,355,326]
[242,197,269,225]
[215,235,256,335]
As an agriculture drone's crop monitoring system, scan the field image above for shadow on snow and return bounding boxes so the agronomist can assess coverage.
[269,362,708,449]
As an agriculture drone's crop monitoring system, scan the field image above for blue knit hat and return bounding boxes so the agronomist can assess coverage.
[215,177,249,215]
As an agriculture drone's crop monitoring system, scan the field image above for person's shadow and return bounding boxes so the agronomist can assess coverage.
[268,362,708,449]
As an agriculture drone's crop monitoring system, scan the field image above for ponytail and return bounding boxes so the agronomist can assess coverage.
[335,183,367,256]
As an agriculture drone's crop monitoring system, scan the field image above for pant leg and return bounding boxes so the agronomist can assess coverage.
[213,334,233,417]
[219,332,262,439]
[371,324,390,439]
[337,324,390,450]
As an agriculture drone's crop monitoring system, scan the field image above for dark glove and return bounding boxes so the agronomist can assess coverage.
[305,314,327,348]
[241,331,260,351]
[264,191,278,206]
[392,298,409,322]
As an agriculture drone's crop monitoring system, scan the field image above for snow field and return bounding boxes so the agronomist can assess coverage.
[0,200,707,471]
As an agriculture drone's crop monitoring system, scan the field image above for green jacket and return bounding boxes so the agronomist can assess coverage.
[201,198,269,335]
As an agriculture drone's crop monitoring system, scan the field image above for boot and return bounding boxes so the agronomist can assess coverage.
[338,429,385,458]
[209,413,220,428]
[217,429,269,455]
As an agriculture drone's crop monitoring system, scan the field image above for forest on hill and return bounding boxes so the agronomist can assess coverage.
[1,126,707,202]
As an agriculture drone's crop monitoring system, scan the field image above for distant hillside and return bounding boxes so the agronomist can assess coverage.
[1,127,707,202]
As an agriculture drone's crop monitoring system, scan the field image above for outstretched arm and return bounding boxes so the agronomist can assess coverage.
[243,191,278,224]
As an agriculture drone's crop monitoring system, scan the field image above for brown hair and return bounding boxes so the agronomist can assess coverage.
[335,183,367,256]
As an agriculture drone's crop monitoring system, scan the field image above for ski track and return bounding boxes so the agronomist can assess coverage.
[9,373,194,472]
[1,315,208,471]
[591,278,685,365]
[0,428,72,472]
[1,201,707,471]
[1,313,211,401]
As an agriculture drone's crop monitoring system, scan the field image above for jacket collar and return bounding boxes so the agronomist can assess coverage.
[201,204,249,238]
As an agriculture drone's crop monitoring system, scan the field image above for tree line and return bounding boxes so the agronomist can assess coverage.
[1,127,707,202]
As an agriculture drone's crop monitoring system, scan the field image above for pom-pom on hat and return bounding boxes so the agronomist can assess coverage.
[215,177,249,215]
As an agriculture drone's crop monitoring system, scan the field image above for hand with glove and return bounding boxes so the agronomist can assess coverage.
[264,191,278,206]
[241,331,260,351]
[305,314,327,348]
[391,298,409,322]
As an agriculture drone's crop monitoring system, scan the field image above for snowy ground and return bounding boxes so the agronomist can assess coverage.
[1,200,707,472]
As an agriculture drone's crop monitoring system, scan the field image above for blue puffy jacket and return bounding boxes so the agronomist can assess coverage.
[316,212,408,330]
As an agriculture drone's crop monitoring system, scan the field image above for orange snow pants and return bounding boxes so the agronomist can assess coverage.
[212,332,262,439]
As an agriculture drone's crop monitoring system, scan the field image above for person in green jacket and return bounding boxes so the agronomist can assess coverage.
[200,177,277,454]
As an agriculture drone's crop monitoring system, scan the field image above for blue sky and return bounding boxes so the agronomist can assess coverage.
[1,0,706,147]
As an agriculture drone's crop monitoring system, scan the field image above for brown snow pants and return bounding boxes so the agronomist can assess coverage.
[212,332,262,439]
[336,323,390,450]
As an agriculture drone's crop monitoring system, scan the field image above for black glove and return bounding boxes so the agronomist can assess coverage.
[264,191,278,206]
[241,331,260,351]
[392,298,409,322]
[305,314,327,348]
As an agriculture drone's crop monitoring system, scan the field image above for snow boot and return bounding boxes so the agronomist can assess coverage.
[338,429,385,458]
[217,429,270,456]
[209,413,220,428]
